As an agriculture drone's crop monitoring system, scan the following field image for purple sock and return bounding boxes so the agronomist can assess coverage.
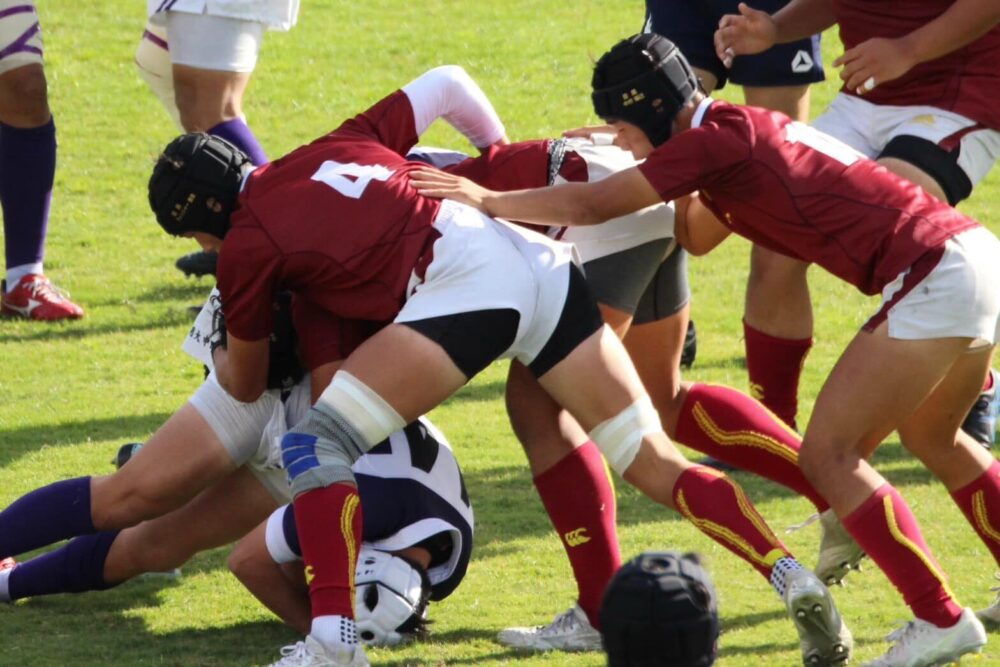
[0,476,95,558]
[8,531,120,600]
[0,119,55,269]
[208,118,268,165]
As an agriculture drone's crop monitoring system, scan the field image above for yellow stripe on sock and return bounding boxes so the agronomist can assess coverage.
[341,492,361,610]
[676,488,773,569]
[973,490,1000,544]
[691,398,799,465]
[882,494,958,603]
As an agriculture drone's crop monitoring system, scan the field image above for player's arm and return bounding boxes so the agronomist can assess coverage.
[834,0,1000,93]
[402,66,508,151]
[228,519,310,634]
[673,194,731,256]
[214,334,269,403]
[715,0,835,64]
[411,165,664,228]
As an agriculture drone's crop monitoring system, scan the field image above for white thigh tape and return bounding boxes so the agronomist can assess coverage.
[316,371,406,448]
[589,395,662,475]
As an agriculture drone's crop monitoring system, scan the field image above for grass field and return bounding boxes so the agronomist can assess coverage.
[2,1,999,665]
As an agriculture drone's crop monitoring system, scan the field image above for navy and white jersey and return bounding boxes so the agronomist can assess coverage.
[266,416,473,600]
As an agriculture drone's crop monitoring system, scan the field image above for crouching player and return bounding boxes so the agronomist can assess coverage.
[230,417,473,654]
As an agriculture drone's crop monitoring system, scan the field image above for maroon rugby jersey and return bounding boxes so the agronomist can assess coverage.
[218,91,442,341]
[637,101,979,295]
[834,0,1000,129]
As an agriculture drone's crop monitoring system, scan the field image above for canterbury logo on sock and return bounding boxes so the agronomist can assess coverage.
[749,382,765,401]
[564,528,591,547]
[304,565,315,585]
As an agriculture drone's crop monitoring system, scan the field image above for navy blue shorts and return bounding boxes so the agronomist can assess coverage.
[644,0,824,89]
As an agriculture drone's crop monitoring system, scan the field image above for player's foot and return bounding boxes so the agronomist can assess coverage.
[816,509,866,586]
[961,368,1000,448]
[681,319,697,368]
[268,635,369,667]
[784,568,852,665]
[497,604,602,651]
[175,250,218,278]
[0,557,17,602]
[862,608,986,667]
[975,573,1000,626]
[1,274,84,320]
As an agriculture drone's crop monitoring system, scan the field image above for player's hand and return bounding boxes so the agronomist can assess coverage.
[834,37,916,95]
[715,2,778,67]
[562,125,615,139]
[410,168,493,212]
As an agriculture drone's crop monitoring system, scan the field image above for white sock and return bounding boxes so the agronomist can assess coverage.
[769,556,804,597]
[6,263,43,291]
[0,565,14,602]
[311,615,358,651]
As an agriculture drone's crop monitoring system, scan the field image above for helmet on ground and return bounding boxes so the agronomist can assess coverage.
[354,546,432,646]
[591,33,699,146]
[600,551,719,666]
[148,133,251,239]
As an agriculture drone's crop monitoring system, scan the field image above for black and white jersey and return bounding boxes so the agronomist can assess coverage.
[266,416,474,600]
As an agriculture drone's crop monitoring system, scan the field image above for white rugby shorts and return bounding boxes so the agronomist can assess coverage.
[813,94,1000,189]
[148,0,299,32]
[396,199,577,366]
[0,1,42,75]
[188,372,309,502]
[873,227,1000,346]
[164,12,265,72]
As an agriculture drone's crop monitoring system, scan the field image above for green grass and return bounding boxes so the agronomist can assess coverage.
[1,1,999,665]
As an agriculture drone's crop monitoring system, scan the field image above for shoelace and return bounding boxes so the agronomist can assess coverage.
[540,608,581,636]
[276,641,310,665]
[785,512,820,534]
[24,278,71,304]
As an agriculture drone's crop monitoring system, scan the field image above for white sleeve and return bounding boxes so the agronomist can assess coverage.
[401,65,505,149]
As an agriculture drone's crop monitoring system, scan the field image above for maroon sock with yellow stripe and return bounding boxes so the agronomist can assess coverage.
[672,465,791,580]
[534,441,620,628]
[293,482,363,618]
[675,383,829,511]
[843,484,962,627]
[950,459,1000,566]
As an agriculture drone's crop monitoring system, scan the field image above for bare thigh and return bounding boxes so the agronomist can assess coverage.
[104,465,277,582]
[623,304,689,434]
[90,402,237,530]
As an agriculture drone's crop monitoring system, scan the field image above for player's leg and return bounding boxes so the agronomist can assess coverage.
[166,12,268,164]
[799,324,988,662]
[0,466,276,602]
[536,322,853,663]
[134,21,182,128]
[0,4,82,319]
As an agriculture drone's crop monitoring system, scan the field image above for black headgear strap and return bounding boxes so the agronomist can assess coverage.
[148,133,252,239]
[592,33,698,146]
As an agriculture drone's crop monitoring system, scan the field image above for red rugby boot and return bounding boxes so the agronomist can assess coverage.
[2,274,84,320]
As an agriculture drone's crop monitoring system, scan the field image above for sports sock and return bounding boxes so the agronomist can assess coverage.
[0,476,95,559]
[533,441,620,628]
[843,484,963,628]
[950,459,1000,566]
[674,383,828,511]
[0,119,55,271]
[294,483,362,619]
[207,118,268,165]
[672,465,791,581]
[6,531,120,601]
[743,320,811,430]
[311,615,358,651]
[769,556,805,597]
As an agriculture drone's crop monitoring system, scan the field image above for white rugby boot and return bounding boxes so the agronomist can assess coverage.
[784,568,853,665]
[497,604,602,651]
[862,608,986,667]
[975,573,1000,625]
[268,635,369,667]
[815,509,866,585]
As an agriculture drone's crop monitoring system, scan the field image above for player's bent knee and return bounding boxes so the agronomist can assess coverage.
[589,395,663,476]
[283,372,405,497]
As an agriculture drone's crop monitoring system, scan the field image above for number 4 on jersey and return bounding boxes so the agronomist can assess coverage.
[311,160,394,199]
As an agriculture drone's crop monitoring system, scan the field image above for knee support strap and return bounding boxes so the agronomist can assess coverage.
[282,372,406,497]
[589,395,662,476]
